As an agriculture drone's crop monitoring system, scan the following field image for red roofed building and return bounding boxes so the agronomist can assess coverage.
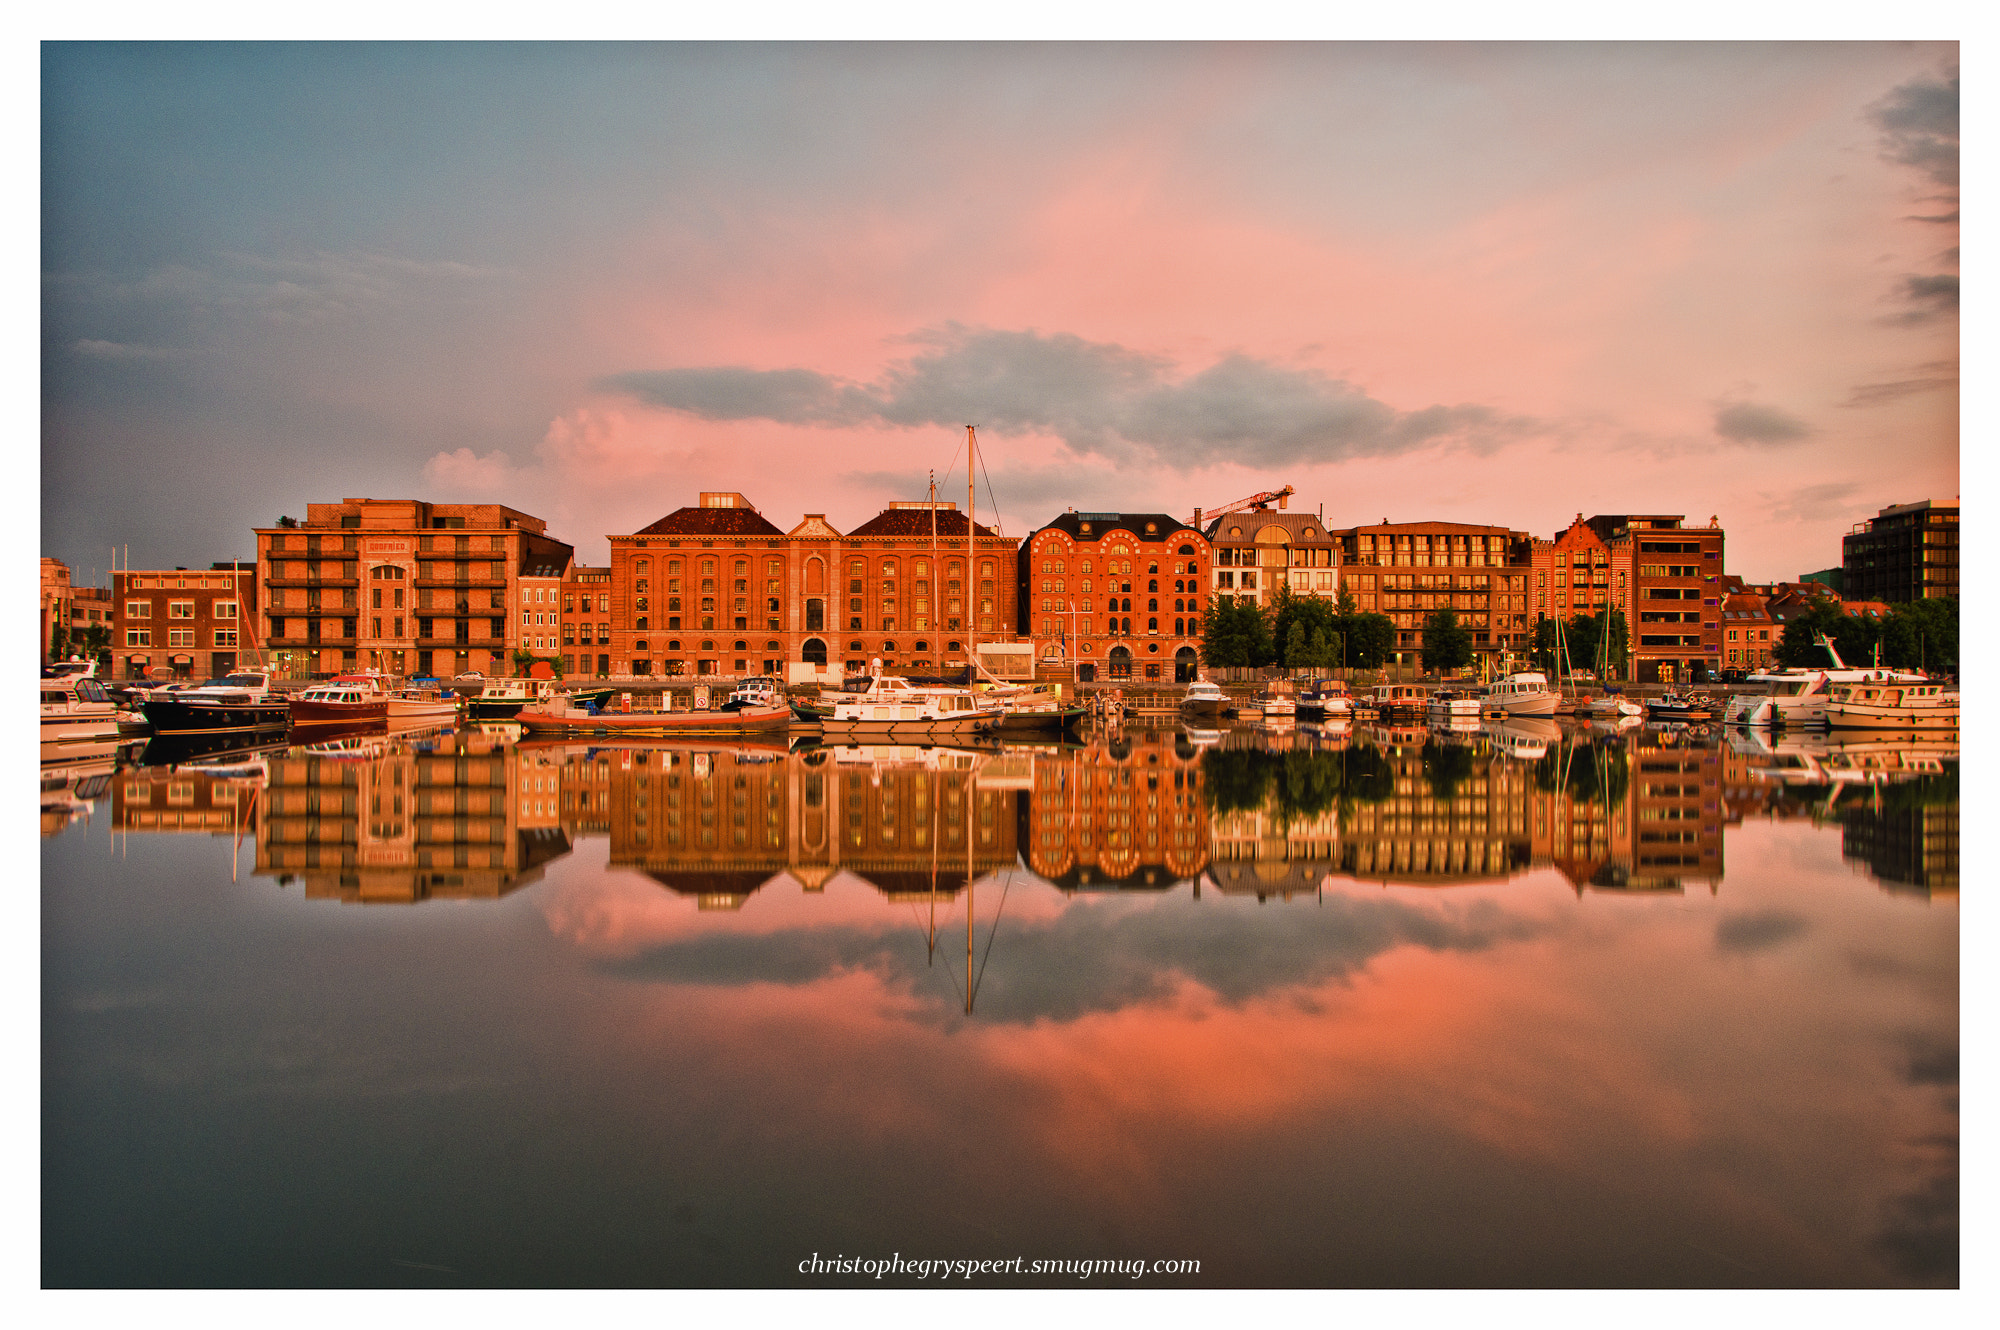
[1020,512,1210,683]
[600,492,1019,682]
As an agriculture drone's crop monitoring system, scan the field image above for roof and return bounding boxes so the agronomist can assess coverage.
[1035,512,1201,544]
[630,507,784,537]
[1326,519,1520,539]
[1206,512,1342,542]
[846,507,1001,539]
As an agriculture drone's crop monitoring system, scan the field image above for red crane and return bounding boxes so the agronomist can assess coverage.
[1192,484,1294,529]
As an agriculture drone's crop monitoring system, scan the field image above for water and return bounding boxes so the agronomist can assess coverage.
[41,720,1958,1287]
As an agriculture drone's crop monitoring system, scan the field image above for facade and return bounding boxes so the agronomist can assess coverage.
[110,561,260,680]
[1021,727,1209,885]
[1204,507,1339,610]
[1583,514,1724,684]
[1330,519,1536,667]
[1842,499,1958,603]
[70,587,113,647]
[1719,589,1778,671]
[560,564,613,678]
[1528,517,1635,672]
[606,492,1021,683]
[252,499,571,680]
[1019,512,1211,683]
[515,543,573,672]
[41,557,72,662]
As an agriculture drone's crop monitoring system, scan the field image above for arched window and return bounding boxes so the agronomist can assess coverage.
[882,640,897,652]
[1147,599,1157,611]
[636,558,649,574]
[849,640,864,651]
[1178,544,1194,556]
[733,640,746,650]
[669,640,682,650]
[806,558,825,594]
[700,640,715,650]
[765,640,780,651]
[1148,563,1158,575]
[1148,617,1158,632]
[802,638,827,665]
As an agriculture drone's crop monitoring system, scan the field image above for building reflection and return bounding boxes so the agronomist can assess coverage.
[83,718,1957,907]
[256,729,571,903]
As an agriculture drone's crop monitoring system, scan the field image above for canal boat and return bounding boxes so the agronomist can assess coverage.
[1721,638,1930,727]
[1180,680,1230,720]
[1646,691,1714,722]
[386,682,460,722]
[729,676,785,708]
[465,675,559,718]
[140,669,290,735]
[1482,672,1558,717]
[1367,682,1429,717]
[1820,679,1958,733]
[288,675,390,729]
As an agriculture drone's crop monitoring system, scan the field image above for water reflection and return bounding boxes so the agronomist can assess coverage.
[44,718,1957,1286]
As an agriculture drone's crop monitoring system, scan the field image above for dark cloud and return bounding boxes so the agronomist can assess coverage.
[1868,70,1958,189]
[1883,274,1959,326]
[603,324,1526,471]
[1871,1133,1957,1283]
[1713,401,1811,445]
[599,890,1545,1024]
[1841,360,1957,409]
[1713,910,1810,954]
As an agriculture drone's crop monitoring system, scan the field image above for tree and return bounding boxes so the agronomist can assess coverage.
[1307,626,1334,670]
[78,623,112,669]
[1530,617,1560,675]
[1284,621,1311,669]
[1878,597,1957,673]
[1774,602,1852,668]
[1271,586,1336,667]
[1341,612,1395,669]
[1201,595,1273,669]
[1420,608,1472,674]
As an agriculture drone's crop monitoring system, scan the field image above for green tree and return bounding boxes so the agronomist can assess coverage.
[1420,608,1472,674]
[1877,597,1956,673]
[1775,602,1855,668]
[1201,594,1273,668]
[1284,621,1311,669]
[1530,617,1560,675]
[1307,626,1333,670]
[78,623,112,669]
[1271,586,1337,667]
[1341,612,1395,669]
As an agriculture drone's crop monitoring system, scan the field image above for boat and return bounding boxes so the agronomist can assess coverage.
[1367,682,1429,717]
[517,693,792,735]
[1180,680,1230,720]
[140,669,290,734]
[1584,688,1644,720]
[1722,637,1930,727]
[465,675,559,718]
[288,674,390,729]
[1821,678,1958,733]
[41,672,122,754]
[1486,715,1559,761]
[1482,672,1558,717]
[1296,678,1354,717]
[1646,691,1714,722]
[1256,687,1297,718]
[1426,688,1482,721]
[386,681,460,722]
[729,676,785,708]
[818,673,1006,739]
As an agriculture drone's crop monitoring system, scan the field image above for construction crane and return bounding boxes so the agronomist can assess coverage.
[1193,485,1293,529]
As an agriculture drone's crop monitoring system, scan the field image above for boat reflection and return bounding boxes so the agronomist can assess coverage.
[72,715,1957,909]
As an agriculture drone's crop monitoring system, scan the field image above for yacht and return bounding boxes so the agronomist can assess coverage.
[1426,689,1482,721]
[1482,672,1557,717]
[1722,639,1929,727]
[1584,689,1644,720]
[1296,679,1354,717]
[387,681,461,722]
[41,673,122,754]
[1180,680,1229,720]
[819,673,1007,739]
[140,669,290,734]
[729,676,784,708]
[1821,679,1958,733]
[289,675,390,729]
[1367,682,1429,718]
[466,675,558,718]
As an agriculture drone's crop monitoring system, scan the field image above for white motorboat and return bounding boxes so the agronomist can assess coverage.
[41,673,121,755]
[819,673,1007,738]
[1722,638,1930,727]
[1426,688,1482,721]
[1180,680,1229,719]
[1297,678,1355,717]
[1821,679,1957,733]
[729,676,784,709]
[1483,672,1558,717]
[141,669,290,734]
[1367,682,1429,717]
[1585,690,1644,719]
[387,683,460,721]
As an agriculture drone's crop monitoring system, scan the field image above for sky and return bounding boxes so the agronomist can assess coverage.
[40,41,1959,585]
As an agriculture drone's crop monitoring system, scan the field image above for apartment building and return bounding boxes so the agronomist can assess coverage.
[1842,499,1958,603]
[110,561,259,680]
[1019,511,1211,683]
[1022,729,1209,887]
[1582,514,1725,684]
[1330,519,1537,667]
[252,499,571,679]
[1204,507,1338,610]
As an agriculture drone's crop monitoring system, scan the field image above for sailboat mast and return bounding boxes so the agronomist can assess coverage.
[966,425,977,668]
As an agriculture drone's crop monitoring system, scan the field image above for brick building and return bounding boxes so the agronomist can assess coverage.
[41,557,71,663]
[1330,519,1537,668]
[560,564,613,678]
[253,499,571,680]
[1021,727,1209,886]
[1019,512,1211,683]
[604,492,1020,683]
[1842,498,1958,602]
[111,561,259,680]
[1581,514,1725,684]
[1204,507,1337,610]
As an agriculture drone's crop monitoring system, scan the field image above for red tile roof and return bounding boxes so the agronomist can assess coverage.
[630,507,784,537]
[846,508,1002,539]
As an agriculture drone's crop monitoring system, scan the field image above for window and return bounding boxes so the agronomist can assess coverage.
[168,628,195,647]
[126,629,151,647]
[167,601,195,619]
[213,628,238,647]
[125,601,150,618]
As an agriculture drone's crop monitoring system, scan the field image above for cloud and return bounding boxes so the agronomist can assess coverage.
[603,324,1528,471]
[1760,482,1859,525]
[1713,910,1810,954]
[597,891,1545,1025]
[1868,70,1958,189]
[74,250,513,326]
[1841,360,1958,408]
[1882,273,1958,326]
[422,446,520,495]
[1712,400,1810,445]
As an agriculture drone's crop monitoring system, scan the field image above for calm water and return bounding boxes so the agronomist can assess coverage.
[42,719,1957,1287]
